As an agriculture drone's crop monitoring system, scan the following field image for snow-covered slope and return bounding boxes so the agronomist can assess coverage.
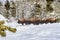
[0,14,7,21]
[0,23,60,40]
[0,14,60,40]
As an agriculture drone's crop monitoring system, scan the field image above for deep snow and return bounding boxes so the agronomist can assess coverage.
[0,22,60,40]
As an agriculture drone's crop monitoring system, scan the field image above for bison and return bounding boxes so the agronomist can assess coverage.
[18,18,57,25]
[25,20,31,25]
[18,18,25,25]
[30,18,41,25]
[46,18,57,23]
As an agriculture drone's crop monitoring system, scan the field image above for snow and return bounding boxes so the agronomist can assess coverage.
[0,14,60,40]
[0,22,60,40]
[0,14,7,21]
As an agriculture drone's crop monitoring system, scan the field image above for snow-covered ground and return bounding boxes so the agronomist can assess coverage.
[0,22,60,40]
[0,14,60,40]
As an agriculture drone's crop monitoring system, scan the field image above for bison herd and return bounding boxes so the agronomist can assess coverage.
[18,18,57,25]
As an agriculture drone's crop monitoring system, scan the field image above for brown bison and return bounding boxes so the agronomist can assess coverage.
[18,17,41,25]
[24,19,31,25]
[30,17,41,25]
[41,18,47,24]
[46,18,57,23]
[18,18,57,25]
[18,18,31,25]
[18,18,25,25]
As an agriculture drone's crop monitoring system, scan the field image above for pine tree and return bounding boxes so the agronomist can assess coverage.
[4,0,10,18]
[5,0,10,10]
[46,0,54,13]
[10,1,16,17]
[33,1,41,18]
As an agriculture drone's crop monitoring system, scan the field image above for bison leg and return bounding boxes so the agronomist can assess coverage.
[21,23,24,25]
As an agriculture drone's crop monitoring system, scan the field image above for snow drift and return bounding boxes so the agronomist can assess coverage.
[0,14,7,21]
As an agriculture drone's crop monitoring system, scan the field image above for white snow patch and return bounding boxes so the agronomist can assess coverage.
[0,23,60,40]
[0,14,7,21]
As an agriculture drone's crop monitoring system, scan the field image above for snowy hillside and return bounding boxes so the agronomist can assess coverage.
[0,14,7,21]
[0,15,60,40]
[0,22,60,40]
[0,14,59,40]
